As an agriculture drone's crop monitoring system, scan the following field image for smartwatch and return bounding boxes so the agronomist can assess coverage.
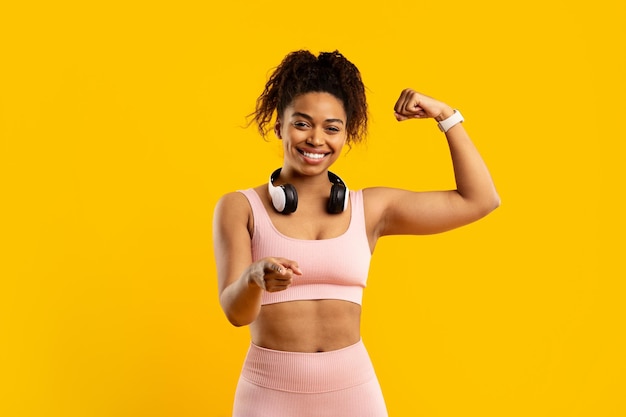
[437,110,464,133]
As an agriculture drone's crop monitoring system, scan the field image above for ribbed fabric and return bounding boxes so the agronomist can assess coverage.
[238,188,371,306]
[233,340,388,417]
[241,339,375,392]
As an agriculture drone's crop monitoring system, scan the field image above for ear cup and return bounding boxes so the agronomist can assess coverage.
[327,183,347,214]
[280,184,298,214]
[326,171,350,213]
[269,168,298,214]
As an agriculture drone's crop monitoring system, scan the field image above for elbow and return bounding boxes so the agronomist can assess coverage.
[483,190,501,215]
[225,312,253,328]
[219,289,256,327]
[220,298,257,327]
[472,190,500,219]
[491,191,501,211]
[229,319,248,328]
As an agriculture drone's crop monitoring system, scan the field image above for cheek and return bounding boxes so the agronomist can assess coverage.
[285,128,307,143]
[331,136,347,151]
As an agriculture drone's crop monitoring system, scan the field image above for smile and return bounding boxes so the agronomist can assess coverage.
[299,150,328,160]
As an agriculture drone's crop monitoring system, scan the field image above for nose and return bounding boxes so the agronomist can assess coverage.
[307,127,326,146]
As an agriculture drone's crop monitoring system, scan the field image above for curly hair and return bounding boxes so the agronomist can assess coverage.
[250,50,368,145]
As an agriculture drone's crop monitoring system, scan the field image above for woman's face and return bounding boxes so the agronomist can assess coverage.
[276,92,347,177]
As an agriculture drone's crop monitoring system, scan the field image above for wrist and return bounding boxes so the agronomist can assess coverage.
[246,265,264,289]
[435,106,455,122]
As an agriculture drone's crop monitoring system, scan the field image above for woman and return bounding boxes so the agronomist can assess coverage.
[213,50,499,417]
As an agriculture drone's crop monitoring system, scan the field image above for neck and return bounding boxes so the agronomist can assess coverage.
[275,167,332,189]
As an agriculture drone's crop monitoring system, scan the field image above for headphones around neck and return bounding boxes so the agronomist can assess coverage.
[268,168,349,215]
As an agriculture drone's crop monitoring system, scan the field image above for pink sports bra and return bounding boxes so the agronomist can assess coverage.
[239,188,371,306]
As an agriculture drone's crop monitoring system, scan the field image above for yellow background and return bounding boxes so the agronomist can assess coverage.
[2,1,624,416]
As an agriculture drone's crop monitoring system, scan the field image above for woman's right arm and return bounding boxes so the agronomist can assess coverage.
[212,192,301,326]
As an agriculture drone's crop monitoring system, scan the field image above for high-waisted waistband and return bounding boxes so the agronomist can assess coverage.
[240,339,376,393]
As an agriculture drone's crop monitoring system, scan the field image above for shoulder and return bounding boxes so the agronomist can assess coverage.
[213,191,253,224]
[213,190,257,240]
[215,190,249,210]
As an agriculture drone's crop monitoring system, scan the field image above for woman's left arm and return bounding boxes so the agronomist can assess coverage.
[366,89,500,238]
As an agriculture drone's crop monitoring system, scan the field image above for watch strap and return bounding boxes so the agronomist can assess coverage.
[437,109,464,133]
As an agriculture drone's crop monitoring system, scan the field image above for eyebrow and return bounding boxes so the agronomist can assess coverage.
[291,112,345,125]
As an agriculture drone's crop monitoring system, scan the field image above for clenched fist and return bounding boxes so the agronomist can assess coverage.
[393,89,454,122]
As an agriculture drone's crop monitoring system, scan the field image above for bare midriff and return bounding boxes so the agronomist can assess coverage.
[250,299,362,353]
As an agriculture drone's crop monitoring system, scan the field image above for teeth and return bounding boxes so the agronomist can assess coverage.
[302,151,325,159]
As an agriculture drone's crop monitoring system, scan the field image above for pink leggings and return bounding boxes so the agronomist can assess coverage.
[232,339,388,417]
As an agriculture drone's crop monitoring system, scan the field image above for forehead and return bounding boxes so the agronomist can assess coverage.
[286,92,346,120]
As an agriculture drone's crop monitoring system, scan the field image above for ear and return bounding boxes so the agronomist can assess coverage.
[274,120,282,139]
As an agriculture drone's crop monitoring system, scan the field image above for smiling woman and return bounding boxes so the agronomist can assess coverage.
[212,49,500,417]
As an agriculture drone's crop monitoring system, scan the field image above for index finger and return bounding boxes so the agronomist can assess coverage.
[277,258,303,276]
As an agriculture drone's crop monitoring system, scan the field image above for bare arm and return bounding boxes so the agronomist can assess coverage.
[212,192,302,326]
[367,89,500,238]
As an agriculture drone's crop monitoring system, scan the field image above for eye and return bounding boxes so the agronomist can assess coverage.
[292,121,311,129]
[325,125,341,133]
